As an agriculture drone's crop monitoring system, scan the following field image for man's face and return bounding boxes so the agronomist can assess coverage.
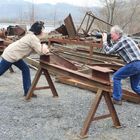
[111,32,120,42]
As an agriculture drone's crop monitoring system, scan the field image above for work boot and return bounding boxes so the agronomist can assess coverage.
[112,99,122,105]
[31,93,37,98]
[24,93,37,98]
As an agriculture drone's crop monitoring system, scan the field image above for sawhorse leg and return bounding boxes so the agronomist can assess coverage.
[9,67,14,73]
[103,91,121,128]
[79,89,121,138]
[25,66,58,100]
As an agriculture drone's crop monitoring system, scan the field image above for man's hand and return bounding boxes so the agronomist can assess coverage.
[102,33,107,43]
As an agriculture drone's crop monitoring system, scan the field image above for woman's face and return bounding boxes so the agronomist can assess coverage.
[111,32,120,42]
[41,28,47,33]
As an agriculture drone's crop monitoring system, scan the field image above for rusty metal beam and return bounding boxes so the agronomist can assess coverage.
[77,11,112,36]
[58,51,124,69]
[86,11,112,26]
[40,59,112,91]
[60,48,123,64]
[24,56,140,103]
[48,38,102,48]
[64,14,77,38]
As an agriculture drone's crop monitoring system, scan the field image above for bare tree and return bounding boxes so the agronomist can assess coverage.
[104,0,116,25]
[77,0,140,34]
[99,0,140,34]
[99,0,124,31]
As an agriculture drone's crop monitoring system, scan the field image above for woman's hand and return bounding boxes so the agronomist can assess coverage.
[41,44,50,54]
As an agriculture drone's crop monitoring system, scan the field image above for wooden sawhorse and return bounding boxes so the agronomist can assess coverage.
[79,65,121,138]
[79,88,121,138]
[25,66,58,100]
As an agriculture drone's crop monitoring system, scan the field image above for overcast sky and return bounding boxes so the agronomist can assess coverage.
[24,0,101,7]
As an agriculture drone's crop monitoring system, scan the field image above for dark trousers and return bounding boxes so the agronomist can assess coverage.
[0,58,31,96]
[112,60,140,100]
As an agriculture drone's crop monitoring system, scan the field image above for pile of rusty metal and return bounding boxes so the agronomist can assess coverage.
[0,24,26,73]
[0,25,26,53]
[24,12,140,104]
[0,12,140,104]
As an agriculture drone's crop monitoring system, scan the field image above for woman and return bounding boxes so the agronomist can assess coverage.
[0,21,49,97]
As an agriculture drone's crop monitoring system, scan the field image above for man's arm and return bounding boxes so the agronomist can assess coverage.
[102,33,122,54]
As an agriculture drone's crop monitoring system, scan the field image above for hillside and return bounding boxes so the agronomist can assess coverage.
[0,0,100,25]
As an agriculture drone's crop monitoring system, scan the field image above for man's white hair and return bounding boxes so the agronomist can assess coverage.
[111,25,123,36]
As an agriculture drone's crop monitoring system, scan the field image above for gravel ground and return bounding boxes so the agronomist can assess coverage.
[0,66,140,140]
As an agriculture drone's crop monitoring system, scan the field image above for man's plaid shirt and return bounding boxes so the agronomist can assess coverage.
[103,36,140,63]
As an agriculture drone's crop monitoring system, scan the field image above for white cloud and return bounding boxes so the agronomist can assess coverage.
[24,0,101,7]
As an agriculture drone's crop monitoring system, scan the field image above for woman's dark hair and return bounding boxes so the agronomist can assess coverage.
[29,21,44,35]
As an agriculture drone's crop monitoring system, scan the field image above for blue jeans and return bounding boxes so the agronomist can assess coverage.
[112,60,140,101]
[0,58,31,96]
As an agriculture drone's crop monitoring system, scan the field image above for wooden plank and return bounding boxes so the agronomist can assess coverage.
[55,76,98,92]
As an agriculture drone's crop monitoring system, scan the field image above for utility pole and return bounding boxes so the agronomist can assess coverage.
[54,8,56,27]
[31,0,35,24]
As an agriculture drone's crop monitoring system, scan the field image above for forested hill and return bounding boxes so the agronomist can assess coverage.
[0,0,100,23]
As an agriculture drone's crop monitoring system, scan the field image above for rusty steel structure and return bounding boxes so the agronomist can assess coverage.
[6,25,26,36]
[49,13,104,59]
[48,37,102,57]
[50,12,113,58]
[64,14,77,38]
[25,54,140,104]
[24,54,140,137]
[42,53,78,71]
[25,54,122,138]
[55,13,77,38]
[0,25,26,49]
[0,29,7,39]
[50,45,124,69]
[77,11,112,36]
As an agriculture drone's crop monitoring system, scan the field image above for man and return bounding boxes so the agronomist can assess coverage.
[0,21,49,98]
[103,25,140,105]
